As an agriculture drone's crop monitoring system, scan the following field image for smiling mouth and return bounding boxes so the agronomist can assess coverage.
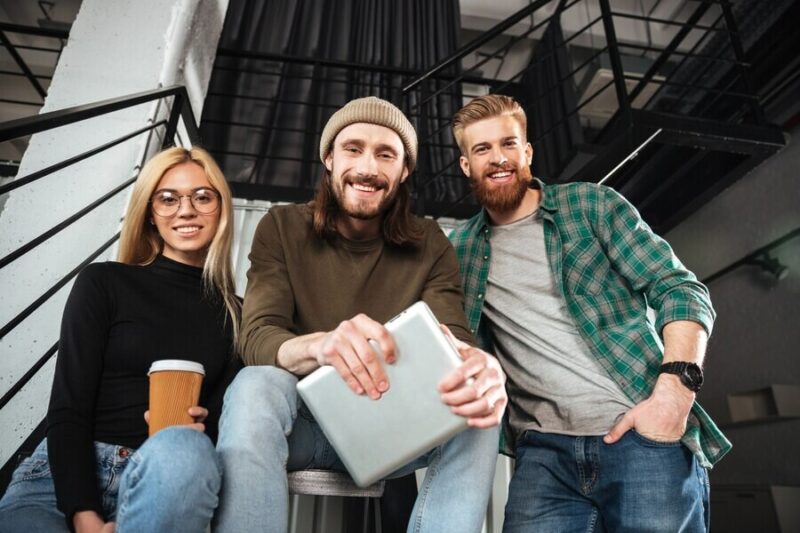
[351,183,379,192]
[486,169,515,182]
[174,226,202,234]
[347,178,387,194]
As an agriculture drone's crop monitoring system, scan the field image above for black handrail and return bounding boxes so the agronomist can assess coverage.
[0,85,196,143]
[417,12,605,149]
[0,342,58,411]
[616,43,748,66]
[412,0,584,112]
[403,0,554,93]
[0,85,200,425]
[0,232,121,342]
[415,44,611,195]
[0,233,120,409]
[609,11,724,32]
[625,2,712,106]
[659,13,727,113]
[0,176,135,270]
[0,120,166,196]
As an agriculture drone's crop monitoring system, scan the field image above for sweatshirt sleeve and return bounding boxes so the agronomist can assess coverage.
[239,211,298,366]
[46,264,111,525]
[420,223,477,346]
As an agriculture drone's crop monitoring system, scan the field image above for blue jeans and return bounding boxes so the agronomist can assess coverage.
[503,431,710,533]
[0,426,221,533]
[214,366,500,533]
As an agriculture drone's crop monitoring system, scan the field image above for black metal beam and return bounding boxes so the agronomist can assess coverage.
[636,110,785,155]
[403,0,555,93]
[615,42,747,66]
[0,22,69,39]
[0,85,190,143]
[414,0,591,112]
[719,0,765,125]
[0,29,47,100]
[598,0,631,123]
[609,10,722,32]
[626,2,711,106]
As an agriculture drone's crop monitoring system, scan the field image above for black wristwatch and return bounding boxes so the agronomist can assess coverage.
[659,362,704,392]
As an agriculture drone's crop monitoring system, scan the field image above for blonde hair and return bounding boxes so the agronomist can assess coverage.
[118,146,241,343]
[452,94,528,153]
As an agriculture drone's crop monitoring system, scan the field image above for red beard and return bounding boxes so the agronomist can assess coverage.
[469,163,533,213]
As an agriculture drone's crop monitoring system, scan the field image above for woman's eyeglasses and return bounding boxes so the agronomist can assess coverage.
[150,188,220,217]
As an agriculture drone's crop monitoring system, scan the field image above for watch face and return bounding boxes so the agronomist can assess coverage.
[683,365,704,391]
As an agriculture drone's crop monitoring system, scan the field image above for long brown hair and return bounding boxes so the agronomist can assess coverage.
[311,168,423,247]
[118,146,241,343]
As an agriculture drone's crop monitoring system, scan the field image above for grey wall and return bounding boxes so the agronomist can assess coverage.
[666,125,800,486]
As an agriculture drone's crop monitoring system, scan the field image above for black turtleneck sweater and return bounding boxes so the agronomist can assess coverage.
[46,255,241,522]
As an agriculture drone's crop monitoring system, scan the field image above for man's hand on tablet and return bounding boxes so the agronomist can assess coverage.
[438,325,508,428]
[312,313,396,400]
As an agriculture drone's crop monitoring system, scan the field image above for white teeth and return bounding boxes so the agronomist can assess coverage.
[489,171,512,179]
[176,226,200,233]
[352,183,377,192]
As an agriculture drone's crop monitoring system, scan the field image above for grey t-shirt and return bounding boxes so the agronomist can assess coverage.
[483,211,634,440]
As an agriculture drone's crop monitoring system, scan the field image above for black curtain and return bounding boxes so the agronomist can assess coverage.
[518,11,583,180]
[201,0,468,207]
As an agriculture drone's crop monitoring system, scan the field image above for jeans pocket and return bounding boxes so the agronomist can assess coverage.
[630,430,682,447]
[12,457,51,484]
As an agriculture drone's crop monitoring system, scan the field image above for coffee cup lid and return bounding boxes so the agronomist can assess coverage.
[148,359,205,376]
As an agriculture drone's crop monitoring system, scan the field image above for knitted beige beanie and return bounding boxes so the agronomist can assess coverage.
[319,96,417,173]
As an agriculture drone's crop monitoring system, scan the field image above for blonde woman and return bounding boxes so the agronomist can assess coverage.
[0,147,241,533]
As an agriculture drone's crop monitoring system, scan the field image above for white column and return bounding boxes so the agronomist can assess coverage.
[0,0,229,465]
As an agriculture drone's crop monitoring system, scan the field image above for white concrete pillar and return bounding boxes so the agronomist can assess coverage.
[0,0,229,465]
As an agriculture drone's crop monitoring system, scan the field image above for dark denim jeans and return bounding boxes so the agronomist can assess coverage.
[504,430,710,533]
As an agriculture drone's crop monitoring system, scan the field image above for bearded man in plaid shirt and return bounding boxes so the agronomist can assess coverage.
[448,94,731,533]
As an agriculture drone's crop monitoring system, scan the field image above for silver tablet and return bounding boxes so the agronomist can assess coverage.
[296,301,469,487]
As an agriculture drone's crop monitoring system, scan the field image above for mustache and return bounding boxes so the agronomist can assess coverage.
[483,163,519,175]
[345,174,388,190]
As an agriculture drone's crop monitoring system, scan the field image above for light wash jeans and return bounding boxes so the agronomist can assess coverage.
[503,430,710,532]
[214,366,500,533]
[0,426,221,533]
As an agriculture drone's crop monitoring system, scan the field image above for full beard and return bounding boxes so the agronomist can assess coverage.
[333,173,399,220]
[470,163,533,213]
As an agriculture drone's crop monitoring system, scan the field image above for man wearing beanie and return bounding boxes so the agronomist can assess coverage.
[214,96,507,533]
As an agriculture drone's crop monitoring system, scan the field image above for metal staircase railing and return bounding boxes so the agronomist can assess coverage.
[0,85,200,485]
[397,0,785,229]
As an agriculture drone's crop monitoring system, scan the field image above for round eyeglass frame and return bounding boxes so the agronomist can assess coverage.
[149,188,221,217]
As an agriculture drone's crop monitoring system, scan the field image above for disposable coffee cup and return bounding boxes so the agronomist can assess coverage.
[147,359,205,436]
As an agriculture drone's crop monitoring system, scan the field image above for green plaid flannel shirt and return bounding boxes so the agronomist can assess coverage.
[449,179,731,467]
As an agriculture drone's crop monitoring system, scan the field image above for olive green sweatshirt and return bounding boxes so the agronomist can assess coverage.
[240,203,474,366]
